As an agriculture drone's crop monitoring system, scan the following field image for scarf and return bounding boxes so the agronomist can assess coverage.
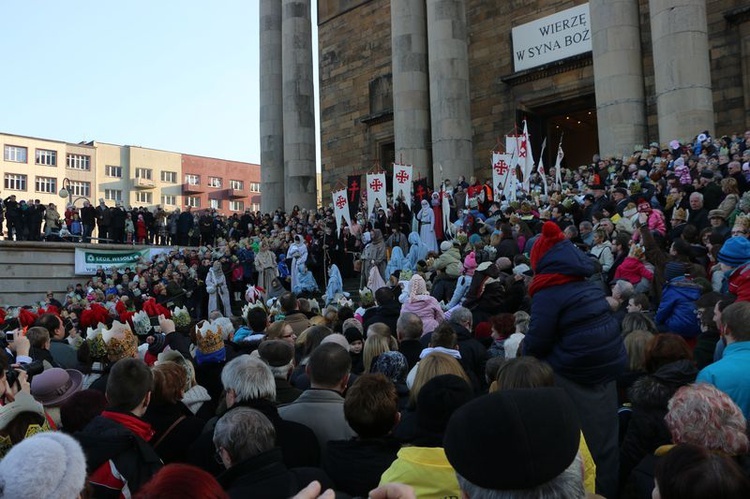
[528,274,584,297]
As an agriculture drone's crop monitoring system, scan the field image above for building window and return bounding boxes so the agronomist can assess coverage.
[35,176,57,193]
[69,181,90,197]
[161,194,176,206]
[105,165,122,178]
[186,196,200,208]
[135,168,152,180]
[229,179,243,190]
[135,191,152,204]
[252,203,260,212]
[249,182,260,192]
[208,177,222,188]
[4,174,27,191]
[229,200,244,212]
[35,149,57,166]
[66,154,91,170]
[185,174,200,185]
[209,199,222,209]
[161,171,177,183]
[4,145,27,163]
[105,189,122,202]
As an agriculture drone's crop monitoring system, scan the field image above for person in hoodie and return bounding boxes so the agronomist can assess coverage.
[399,275,444,336]
[523,221,626,499]
[618,333,697,490]
[655,261,703,342]
[430,240,463,303]
[75,358,162,498]
[406,231,429,271]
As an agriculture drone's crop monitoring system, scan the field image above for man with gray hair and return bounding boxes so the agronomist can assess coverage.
[189,355,319,474]
[445,388,585,499]
[688,191,709,230]
[579,221,594,248]
[396,312,424,370]
[214,407,332,497]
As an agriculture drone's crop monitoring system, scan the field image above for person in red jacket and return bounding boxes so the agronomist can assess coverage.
[136,214,148,245]
[614,243,654,293]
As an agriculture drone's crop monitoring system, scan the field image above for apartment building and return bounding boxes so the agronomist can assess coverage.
[0,133,96,208]
[94,142,183,210]
[181,154,262,216]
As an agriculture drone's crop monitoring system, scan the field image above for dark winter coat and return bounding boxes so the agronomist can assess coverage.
[143,402,205,464]
[654,277,702,338]
[323,438,401,497]
[217,448,332,499]
[619,359,697,486]
[362,300,402,337]
[75,414,162,499]
[524,239,627,385]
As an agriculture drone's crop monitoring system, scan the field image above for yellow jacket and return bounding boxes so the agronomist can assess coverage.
[380,446,460,499]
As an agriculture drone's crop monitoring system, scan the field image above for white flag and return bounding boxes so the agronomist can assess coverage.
[332,189,352,233]
[491,152,513,202]
[521,120,535,190]
[392,164,412,202]
[537,137,548,196]
[554,136,564,187]
[366,172,387,216]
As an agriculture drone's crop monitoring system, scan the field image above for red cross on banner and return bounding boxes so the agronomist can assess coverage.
[347,179,360,201]
[370,178,383,192]
[494,159,509,176]
[518,137,528,158]
[335,195,346,209]
[396,170,409,183]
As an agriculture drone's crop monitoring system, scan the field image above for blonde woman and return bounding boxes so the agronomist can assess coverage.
[363,334,391,373]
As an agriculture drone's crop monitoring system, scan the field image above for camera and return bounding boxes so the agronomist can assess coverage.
[6,361,45,387]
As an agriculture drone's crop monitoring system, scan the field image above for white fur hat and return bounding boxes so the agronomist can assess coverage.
[0,432,86,498]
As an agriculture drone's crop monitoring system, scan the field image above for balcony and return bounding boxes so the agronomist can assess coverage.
[183,182,204,194]
[133,177,156,189]
[227,188,246,199]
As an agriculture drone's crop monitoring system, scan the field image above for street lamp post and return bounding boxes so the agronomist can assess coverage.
[58,178,72,208]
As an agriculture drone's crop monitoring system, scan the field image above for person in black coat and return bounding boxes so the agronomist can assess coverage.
[143,363,205,464]
[214,407,332,499]
[619,336,697,489]
[323,374,401,497]
[189,356,320,476]
[80,200,97,243]
[362,287,402,337]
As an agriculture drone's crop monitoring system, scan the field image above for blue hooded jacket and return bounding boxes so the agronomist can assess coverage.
[524,238,627,385]
[655,277,702,338]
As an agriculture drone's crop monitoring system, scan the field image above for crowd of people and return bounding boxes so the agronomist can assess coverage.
[1,130,750,498]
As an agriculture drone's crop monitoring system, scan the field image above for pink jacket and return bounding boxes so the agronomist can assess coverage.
[614,257,653,285]
[400,296,444,334]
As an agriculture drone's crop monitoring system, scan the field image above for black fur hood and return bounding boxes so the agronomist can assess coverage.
[628,359,698,410]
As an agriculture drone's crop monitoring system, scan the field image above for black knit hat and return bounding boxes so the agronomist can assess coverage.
[343,327,363,344]
[416,374,473,434]
[444,387,581,490]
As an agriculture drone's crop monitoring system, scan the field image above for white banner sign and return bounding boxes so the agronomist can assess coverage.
[332,188,352,233]
[512,3,591,72]
[492,153,513,201]
[75,247,172,275]
[366,172,387,216]
[392,164,413,202]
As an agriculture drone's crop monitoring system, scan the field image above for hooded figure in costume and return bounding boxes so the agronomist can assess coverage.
[386,246,410,281]
[254,241,277,296]
[324,264,345,305]
[292,264,319,296]
[406,231,429,271]
[288,235,308,292]
[361,229,386,289]
[417,199,438,253]
[205,260,231,317]
[523,221,626,499]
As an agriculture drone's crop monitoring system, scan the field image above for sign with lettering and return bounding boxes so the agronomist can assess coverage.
[512,3,591,72]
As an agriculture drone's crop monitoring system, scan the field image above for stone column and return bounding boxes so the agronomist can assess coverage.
[591,0,647,158]
[426,0,473,185]
[282,0,317,211]
[260,0,285,212]
[392,0,431,182]
[649,0,714,143]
